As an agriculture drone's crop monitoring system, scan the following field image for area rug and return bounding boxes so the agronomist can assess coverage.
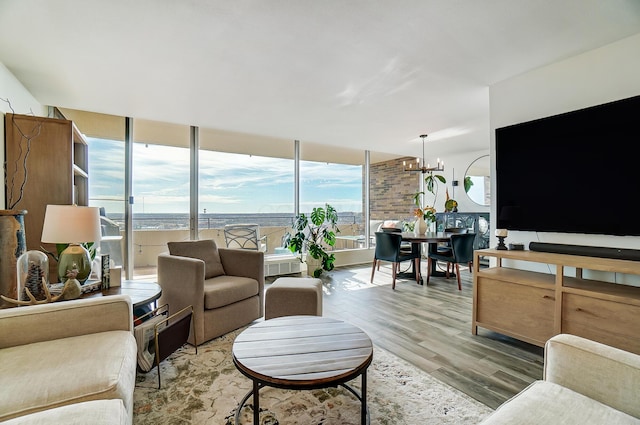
[134,328,493,425]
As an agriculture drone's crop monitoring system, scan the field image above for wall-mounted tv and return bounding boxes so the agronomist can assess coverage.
[495,94,640,236]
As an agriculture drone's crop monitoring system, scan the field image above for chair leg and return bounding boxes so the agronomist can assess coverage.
[370,258,377,283]
[414,258,421,284]
[455,263,461,290]
[426,257,431,284]
[377,259,381,271]
[392,262,397,290]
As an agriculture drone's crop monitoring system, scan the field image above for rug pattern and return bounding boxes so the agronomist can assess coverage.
[134,329,493,424]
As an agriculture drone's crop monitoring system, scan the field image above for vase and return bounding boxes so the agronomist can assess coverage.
[0,210,27,308]
[305,256,323,278]
[17,250,49,302]
[414,217,428,235]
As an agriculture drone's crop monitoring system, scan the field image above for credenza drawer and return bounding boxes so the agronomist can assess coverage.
[562,293,640,355]
[476,278,555,345]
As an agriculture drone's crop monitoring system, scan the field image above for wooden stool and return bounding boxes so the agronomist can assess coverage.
[265,277,323,320]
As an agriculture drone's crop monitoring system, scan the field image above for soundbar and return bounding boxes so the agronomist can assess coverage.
[529,242,640,261]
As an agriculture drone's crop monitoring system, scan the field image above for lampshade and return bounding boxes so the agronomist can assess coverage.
[41,205,102,244]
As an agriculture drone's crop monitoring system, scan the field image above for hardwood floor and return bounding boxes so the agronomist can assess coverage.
[266,261,544,410]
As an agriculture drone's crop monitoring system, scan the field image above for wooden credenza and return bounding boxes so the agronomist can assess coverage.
[472,248,640,354]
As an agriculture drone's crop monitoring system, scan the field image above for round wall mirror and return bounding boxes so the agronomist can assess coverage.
[464,155,490,206]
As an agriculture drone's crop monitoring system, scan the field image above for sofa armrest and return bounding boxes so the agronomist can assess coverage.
[218,248,263,279]
[218,248,265,312]
[544,333,640,418]
[0,295,133,349]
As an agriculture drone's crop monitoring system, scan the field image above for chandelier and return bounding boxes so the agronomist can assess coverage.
[403,134,444,174]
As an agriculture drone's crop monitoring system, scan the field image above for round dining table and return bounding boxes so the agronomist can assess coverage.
[400,232,453,282]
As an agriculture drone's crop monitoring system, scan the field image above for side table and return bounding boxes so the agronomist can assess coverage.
[80,280,162,309]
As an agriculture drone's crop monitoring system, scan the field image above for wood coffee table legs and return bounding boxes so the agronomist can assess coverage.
[234,371,370,425]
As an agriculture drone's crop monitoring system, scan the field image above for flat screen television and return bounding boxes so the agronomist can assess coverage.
[495,94,640,236]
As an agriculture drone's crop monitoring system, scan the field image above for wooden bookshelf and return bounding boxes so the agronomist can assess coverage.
[4,113,88,281]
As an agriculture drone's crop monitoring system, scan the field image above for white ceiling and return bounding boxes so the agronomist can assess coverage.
[1,0,639,160]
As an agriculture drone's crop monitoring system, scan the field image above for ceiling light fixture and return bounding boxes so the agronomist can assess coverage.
[403,134,444,174]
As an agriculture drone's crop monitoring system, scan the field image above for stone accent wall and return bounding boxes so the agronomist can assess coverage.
[370,157,420,221]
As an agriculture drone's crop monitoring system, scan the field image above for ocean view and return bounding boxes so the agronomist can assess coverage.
[105,212,364,231]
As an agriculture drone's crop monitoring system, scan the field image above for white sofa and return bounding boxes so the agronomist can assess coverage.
[0,295,137,424]
[481,334,640,424]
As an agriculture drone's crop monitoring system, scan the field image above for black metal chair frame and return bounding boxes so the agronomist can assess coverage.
[427,233,476,290]
[371,231,421,289]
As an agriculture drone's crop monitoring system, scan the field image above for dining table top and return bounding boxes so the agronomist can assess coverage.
[400,231,451,243]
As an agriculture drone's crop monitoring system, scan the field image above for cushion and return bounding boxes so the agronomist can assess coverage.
[481,381,640,425]
[203,276,259,310]
[1,400,127,425]
[0,331,137,421]
[168,239,225,278]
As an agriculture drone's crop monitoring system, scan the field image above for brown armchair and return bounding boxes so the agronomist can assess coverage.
[157,239,264,345]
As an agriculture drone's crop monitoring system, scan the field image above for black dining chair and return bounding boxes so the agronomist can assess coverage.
[437,227,468,253]
[437,227,469,272]
[371,231,421,289]
[426,233,476,290]
[381,226,412,253]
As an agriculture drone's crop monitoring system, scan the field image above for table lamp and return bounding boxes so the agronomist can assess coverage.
[41,205,102,283]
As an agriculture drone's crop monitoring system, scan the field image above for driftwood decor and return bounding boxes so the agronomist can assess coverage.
[0,277,68,306]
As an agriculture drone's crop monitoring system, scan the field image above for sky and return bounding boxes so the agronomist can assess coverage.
[87,138,364,215]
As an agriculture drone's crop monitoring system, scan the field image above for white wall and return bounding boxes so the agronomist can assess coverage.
[439,149,490,214]
[489,33,640,284]
[1,62,45,209]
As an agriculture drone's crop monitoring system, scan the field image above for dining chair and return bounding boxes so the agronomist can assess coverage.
[437,227,468,252]
[223,223,267,252]
[426,233,476,290]
[371,231,421,289]
[381,226,412,254]
[437,227,469,272]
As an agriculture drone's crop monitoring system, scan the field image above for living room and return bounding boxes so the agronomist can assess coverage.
[2,2,640,424]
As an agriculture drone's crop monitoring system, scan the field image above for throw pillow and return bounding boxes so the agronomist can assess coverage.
[167,239,225,278]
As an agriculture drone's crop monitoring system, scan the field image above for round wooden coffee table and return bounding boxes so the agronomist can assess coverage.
[232,315,373,425]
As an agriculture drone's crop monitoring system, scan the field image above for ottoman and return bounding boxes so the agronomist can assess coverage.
[265,277,323,320]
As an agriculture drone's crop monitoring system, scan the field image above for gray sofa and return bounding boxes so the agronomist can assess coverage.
[480,334,640,424]
[157,239,264,345]
[0,295,137,424]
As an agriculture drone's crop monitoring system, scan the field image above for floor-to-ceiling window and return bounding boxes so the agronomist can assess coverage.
[300,142,365,250]
[198,129,295,252]
[67,107,402,279]
[59,108,129,275]
[132,120,190,277]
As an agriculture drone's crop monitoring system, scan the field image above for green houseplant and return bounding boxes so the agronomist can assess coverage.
[283,204,340,278]
[411,171,446,233]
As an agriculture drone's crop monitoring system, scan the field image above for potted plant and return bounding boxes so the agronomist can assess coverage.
[411,171,446,234]
[283,204,340,278]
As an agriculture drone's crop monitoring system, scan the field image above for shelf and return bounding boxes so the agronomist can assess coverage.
[477,267,555,290]
[73,164,89,178]
[478,248,640,275]
[562,276,640,306]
